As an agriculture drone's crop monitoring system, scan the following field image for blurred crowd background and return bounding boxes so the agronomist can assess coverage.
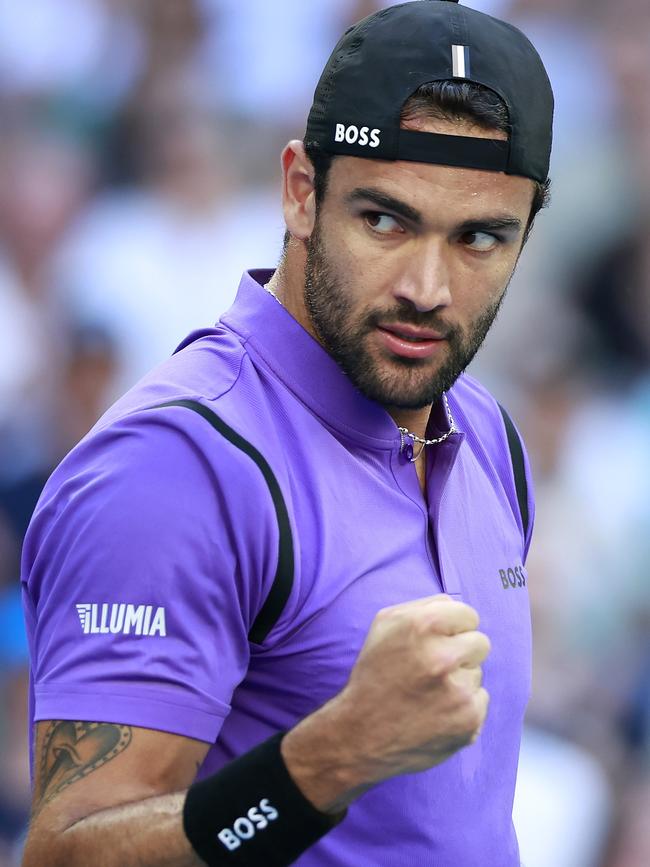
[0,0,648,864]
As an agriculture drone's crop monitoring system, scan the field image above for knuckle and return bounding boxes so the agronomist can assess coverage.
[471,702,486,730]
[465,632,490,663]
[374,605,398,624]
[416,610,442,638]
[442,690,490,747]
[479,632,492,656]
[438,684,469,720]
[466,606,481,630]
[459,708,482,741]
[427,609,459,637]
[455,690,476,715]
[461,688,489,730]
[452,601,479,629]
[429,648,456,678]
[476,688,490,718]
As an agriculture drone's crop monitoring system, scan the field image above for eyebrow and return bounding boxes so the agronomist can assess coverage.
[456,217,523,234]
[345,187,423,224]
[344,186,523,235]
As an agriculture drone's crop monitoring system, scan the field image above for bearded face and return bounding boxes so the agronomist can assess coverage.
[304,217,507,410]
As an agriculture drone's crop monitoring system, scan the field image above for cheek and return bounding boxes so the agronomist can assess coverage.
[456,251,519,301]
[338,227,421,298]
[321,219,398,299]
[327,219,379,271]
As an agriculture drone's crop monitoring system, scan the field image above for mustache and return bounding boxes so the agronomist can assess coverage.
[363,304,460,339]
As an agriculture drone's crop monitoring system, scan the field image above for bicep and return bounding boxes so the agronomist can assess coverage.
[30,719,209,832]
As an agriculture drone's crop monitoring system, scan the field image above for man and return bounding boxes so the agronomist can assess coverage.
[21,1,553,865]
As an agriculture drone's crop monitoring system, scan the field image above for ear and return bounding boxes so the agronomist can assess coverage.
[281,141,316,242]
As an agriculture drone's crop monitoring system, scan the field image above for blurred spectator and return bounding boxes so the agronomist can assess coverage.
[517,366,650,866]
[125,0,215,134]
[0,584,29,865]
[55,76,283,399]
[573,0,650,386]
[514,726,613,867]
[607,782,650,867]
[0,590,30,844]
[0,120,103,863]
[471,0,631,397]
[576,219,650,384]
[0,124,96,484]
[199,0,356,127]
[0,0,141,120]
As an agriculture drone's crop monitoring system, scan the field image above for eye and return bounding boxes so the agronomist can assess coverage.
[460,231,500,252]
[364,212,404,235]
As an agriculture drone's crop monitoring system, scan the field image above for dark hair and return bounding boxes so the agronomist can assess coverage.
[284,81,550,249]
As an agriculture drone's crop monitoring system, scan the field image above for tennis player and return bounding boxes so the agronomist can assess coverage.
[21,2,553,864]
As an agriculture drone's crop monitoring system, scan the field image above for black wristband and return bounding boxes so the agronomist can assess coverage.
[183,733,346,866]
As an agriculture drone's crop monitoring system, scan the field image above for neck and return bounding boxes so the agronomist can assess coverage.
[266,244,317,338]
[385,405,432,440]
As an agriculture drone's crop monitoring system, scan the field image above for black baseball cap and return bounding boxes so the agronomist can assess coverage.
[305,0,554,183]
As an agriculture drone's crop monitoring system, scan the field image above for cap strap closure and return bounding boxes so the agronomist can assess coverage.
[397,129,509,172]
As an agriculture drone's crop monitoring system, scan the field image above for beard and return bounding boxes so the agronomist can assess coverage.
[304,221,507,410]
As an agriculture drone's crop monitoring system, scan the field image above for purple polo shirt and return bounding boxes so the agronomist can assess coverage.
[22,270,534,866]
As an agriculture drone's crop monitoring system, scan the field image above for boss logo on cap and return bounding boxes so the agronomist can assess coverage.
[334,124,381,148]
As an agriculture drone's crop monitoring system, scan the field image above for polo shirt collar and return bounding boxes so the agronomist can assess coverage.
[221,270,461,452]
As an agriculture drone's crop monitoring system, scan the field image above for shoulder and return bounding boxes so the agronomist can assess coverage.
[448,373,512,452]
[448,373,534,552]
[25,331,284,589]
[77,318,278,486]
[22,380,289,673]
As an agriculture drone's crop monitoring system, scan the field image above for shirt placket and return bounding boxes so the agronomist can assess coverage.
[426,433,465,598]
[389,432,464,597]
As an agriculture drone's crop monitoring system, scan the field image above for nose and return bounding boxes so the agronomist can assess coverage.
[393,239,453,312]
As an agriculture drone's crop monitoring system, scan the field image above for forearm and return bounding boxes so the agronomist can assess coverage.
[24,791,202,867]
[23,717,353,867]
[24,594,487,867]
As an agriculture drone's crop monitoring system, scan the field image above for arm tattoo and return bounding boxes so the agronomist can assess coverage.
[37,721,132,807]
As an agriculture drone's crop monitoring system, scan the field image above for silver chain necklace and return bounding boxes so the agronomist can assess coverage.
[398,393,457,462]
[264,283,456,462]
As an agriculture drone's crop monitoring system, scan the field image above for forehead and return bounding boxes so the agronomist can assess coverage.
[325,117,535,223]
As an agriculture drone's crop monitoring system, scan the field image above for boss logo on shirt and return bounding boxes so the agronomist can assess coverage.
[334,123,381,148]
[498,566,527,590]
[76,603,167,636]
[217,799,279,851]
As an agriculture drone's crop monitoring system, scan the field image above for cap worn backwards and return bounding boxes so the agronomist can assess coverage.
[305,0,554,183]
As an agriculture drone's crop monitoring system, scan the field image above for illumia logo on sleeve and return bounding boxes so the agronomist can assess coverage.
[334,123,381,148]
[76,603,167,636]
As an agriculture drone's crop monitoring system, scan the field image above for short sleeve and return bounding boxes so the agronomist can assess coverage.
[21,405,280,743]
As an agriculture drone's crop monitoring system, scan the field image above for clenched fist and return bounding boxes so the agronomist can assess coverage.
[282,595,491,813]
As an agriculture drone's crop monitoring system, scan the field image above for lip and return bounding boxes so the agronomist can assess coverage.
[379,323,447,341]
[376,324,448,360]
